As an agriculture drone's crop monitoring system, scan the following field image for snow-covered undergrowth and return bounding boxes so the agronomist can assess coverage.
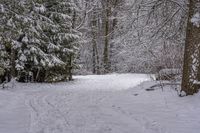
[0,74,200,133]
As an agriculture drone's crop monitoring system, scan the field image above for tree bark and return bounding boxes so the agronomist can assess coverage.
[68,9,77,81]
[103,0,111,73]
[109,0,119,72]
[181,0,200,95]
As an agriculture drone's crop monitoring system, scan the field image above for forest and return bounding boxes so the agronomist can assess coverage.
[1,0,199,95]
[0,0,200,133]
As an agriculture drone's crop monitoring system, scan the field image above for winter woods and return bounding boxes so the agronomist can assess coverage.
[0,0,200,95]
[78,0,185,74]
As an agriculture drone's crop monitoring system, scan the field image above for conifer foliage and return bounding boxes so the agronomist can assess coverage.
[0,0,81,82]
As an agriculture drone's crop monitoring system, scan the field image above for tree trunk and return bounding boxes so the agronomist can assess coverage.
[181,0,200,95]
[103,0,111,73]
[95,45,100,74]
[92,39,96,74]
[91,9,98,74]
[68,56,73,81]
[110,0,119,72]
[68,9,77,81]
[10,47,16,80]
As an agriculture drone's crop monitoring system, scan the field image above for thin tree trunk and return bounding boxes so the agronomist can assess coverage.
[91,9,97,74]
[68,9,77,81]
[10,47,16,79]
[110,0,118,71]
[103,0,110,73]
[95,45,100,74]
[92,39,96,74]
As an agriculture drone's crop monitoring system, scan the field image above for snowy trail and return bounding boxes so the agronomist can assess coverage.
[0,91,29,133]
[0,74,200,133]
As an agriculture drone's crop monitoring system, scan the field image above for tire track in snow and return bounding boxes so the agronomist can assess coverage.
[26,91,74,133]
[44,92,74,133]
[111,104,168,133]
[22,74,154,133]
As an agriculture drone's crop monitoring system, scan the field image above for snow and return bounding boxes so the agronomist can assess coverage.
[0,4,5,13]
[0,74,200,133]
[191,12,200,27]
[58,13,71,20]
[15,64,24,71]
[34,4,46,13]
[22,36,29,43]
[19,54,27,62]
[30,47,37,53]
[12,40,21,49]
[180,90,186,97]
[193,80,200,85]
[48,43,60,51]
[49,55,65,66]
[33,56,38,65]
[6,19,13,27]
[158,68,181,75]
[40,59,46,66]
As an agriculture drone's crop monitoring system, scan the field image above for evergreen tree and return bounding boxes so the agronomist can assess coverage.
[37,0,81,81]
[0,0,81,82]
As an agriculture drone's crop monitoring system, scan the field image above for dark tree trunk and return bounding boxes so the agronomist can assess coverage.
[181,0,200,95]
[109,0,119,72]
[67,9,77,81]
[103,0,111,73]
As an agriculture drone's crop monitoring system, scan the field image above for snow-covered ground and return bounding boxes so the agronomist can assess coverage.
[0,74,200,133]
